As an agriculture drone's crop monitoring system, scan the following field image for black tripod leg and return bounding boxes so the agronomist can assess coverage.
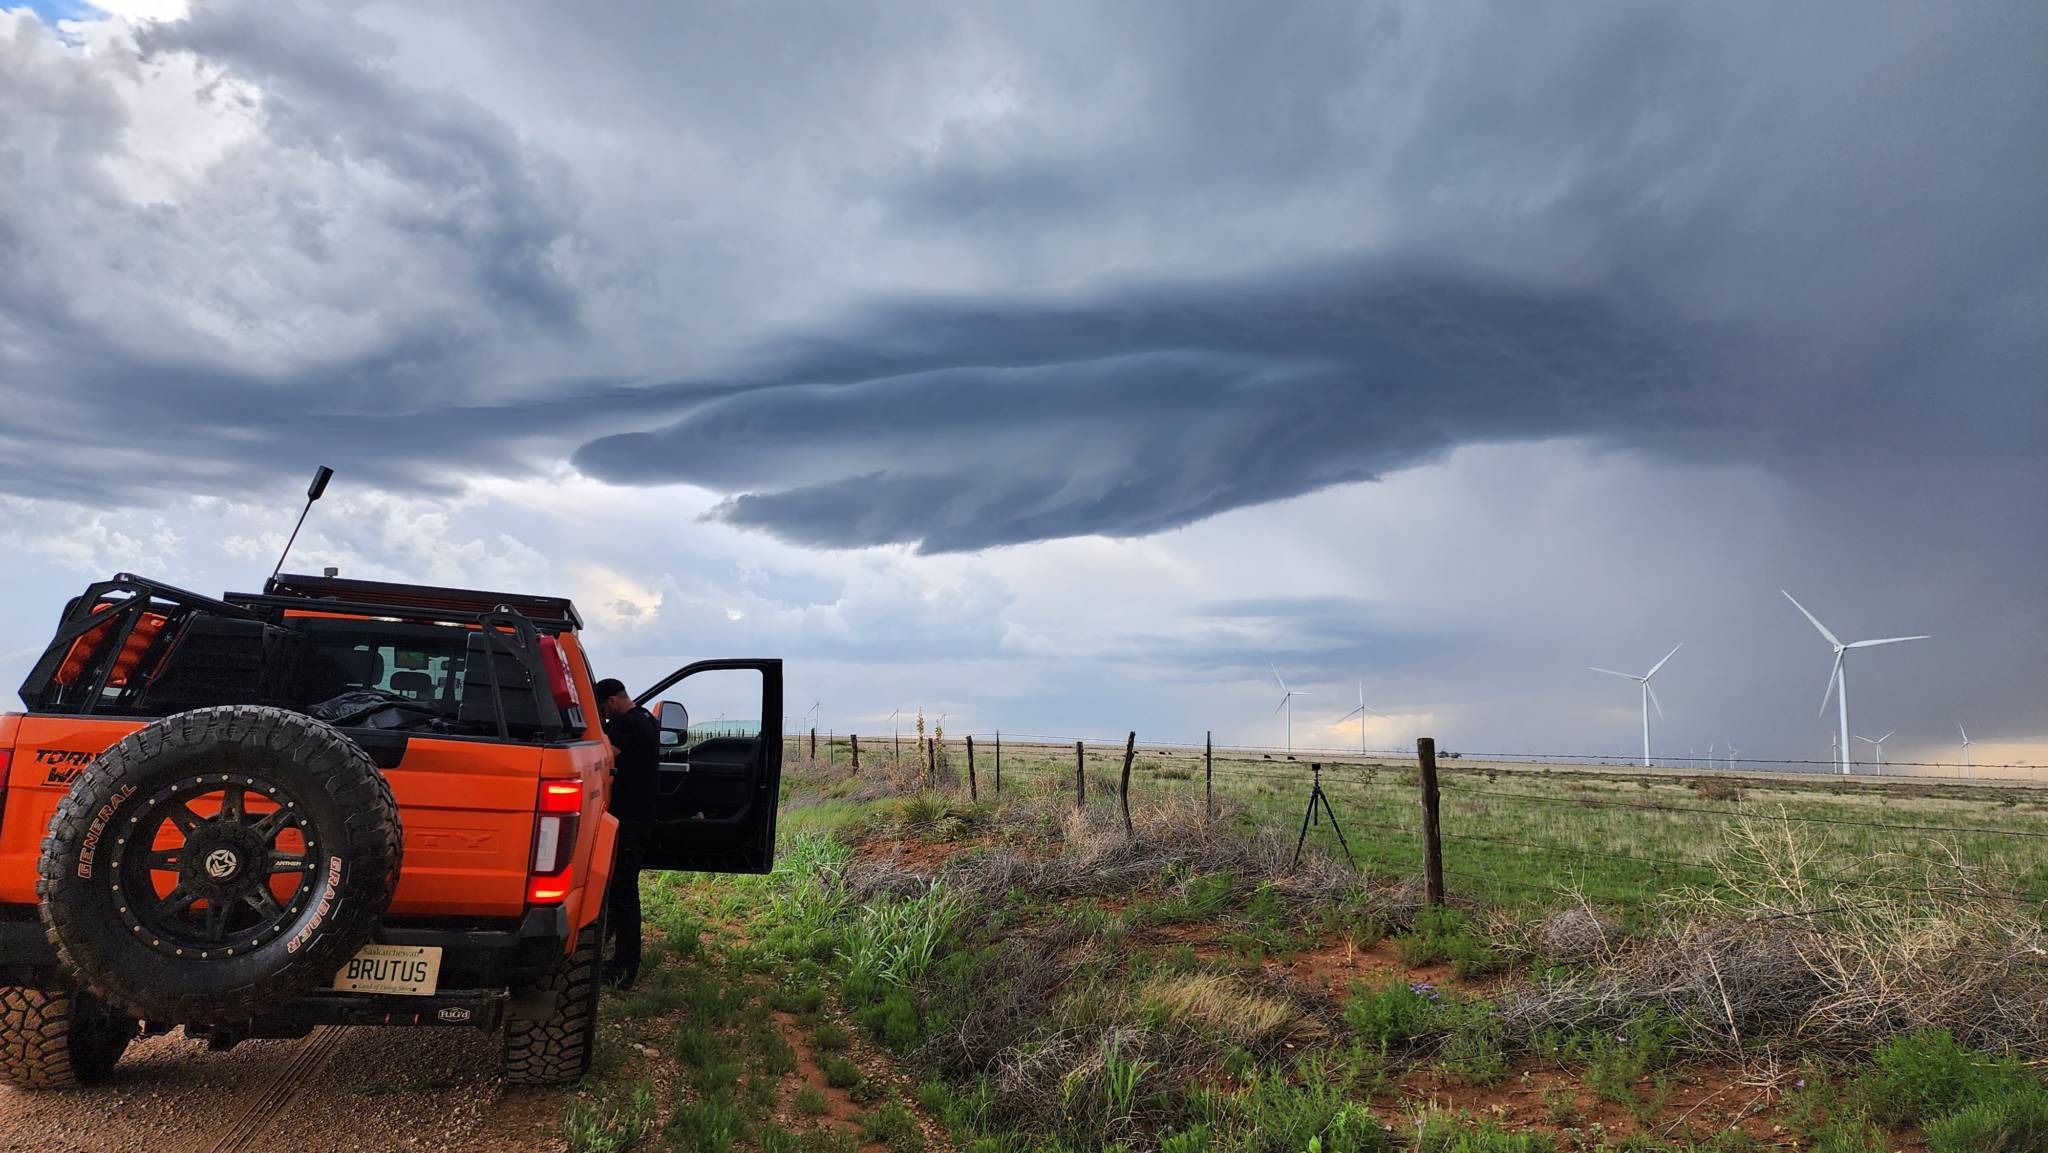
[1319,789,1357,868]
[1293,786,1317,866]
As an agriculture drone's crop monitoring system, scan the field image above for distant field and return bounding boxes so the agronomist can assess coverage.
[549,752,2048,1153]
[802,734,2048,917]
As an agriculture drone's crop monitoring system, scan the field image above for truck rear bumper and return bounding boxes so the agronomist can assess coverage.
[0,905,567,996]
[236,988,513,1038]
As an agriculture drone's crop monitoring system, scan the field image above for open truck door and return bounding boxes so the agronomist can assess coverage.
[634,659,783,874]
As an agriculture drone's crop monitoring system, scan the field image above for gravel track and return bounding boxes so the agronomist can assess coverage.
[0,1026,566,1153]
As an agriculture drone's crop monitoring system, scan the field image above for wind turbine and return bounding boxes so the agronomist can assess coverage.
[1856,730,1895,774]
[1270,664,1309,756]
[1589,643,1682,768]
[1783,591,1929,776]
[1958,723,1974,778]
[1338,680,1381,755]
[1725,740,1739,772]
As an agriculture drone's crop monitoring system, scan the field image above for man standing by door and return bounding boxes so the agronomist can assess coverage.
[595,678,659,989]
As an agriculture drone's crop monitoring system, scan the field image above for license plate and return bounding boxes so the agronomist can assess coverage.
[332,944,442,996]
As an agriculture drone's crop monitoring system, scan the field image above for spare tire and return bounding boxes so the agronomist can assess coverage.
[36,706,402,1024]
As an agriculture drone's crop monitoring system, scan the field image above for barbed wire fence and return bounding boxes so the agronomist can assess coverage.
[781,727,2048,915]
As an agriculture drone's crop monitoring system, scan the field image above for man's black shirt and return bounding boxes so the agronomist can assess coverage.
[605,705,660,822]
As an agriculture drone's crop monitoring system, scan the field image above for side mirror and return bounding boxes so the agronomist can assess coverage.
[657,700,689,746]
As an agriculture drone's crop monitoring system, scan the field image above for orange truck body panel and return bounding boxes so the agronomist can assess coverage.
[1,630,617,948]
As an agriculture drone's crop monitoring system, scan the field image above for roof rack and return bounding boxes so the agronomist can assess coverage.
[231,573,584,630]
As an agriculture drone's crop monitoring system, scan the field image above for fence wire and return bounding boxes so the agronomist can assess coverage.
[790,732,2048,912]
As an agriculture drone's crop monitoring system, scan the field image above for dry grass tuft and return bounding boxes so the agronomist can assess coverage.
[1531,906,1620,964]
[1136,970,1322,1052]
[1499,812,2048,1059]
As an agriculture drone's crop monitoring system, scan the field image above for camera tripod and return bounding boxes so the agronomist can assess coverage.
[1292,762,1356,867]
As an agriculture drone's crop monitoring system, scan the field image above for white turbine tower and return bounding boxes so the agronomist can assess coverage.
[1589,643,1682,768]
[1959,723,1974,778]
[1270,664,1310,756]
[1338,680,1381,755]
[1856,730,1895,774]
[1782,591,1930,776]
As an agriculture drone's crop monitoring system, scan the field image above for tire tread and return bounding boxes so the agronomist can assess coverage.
[36,705,403,1024]
[501,912,603,1086]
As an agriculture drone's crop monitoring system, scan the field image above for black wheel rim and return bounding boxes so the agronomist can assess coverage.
[107,773,321,959]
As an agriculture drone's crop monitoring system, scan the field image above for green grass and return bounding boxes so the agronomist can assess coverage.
[967,742,2048,912]
[794,1085,830,1116]
[860,1102,926,1151]
[561,760,2048,1153]
[817,1053,863,1089]
[563,1079,654,1153]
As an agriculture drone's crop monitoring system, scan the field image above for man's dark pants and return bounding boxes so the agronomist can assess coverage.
[607,820,652,977]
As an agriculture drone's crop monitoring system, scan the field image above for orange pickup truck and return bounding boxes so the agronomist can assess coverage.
[0,571,781,1087]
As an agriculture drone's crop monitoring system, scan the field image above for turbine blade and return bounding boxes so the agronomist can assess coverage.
[1645,643,1683,680]
[1647,685,1664,719]
[1271,663,1287,691]
[1846,635,1932,648]
[1274,696,1289,715]
[1818,655,1842,717]
[1781,590,1842,647]
[1880,730,1894,742]
[1959,722,1969,742]
[1340,705,1365,721]
[1588,667,1641,681]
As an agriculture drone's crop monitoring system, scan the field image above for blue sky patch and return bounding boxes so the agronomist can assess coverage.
[14,0,101,24]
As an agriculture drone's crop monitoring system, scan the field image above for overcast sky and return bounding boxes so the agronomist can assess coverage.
[2,0,2043,767]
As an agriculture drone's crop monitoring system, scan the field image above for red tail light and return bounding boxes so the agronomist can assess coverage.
[527,779,584,905]
[538,781,582,813]
[538,635,583,723]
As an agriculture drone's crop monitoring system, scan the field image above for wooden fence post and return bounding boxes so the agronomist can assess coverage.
[1074,741,1086,809]
[809,728,816,759]
[967,735,978,802]
[1417,737,1445,906]
[1119,730,1137,838]
[927,737,938,790]
[995,730,1002,796]
[850,733,859,775]
[1205,730,1213,820]
[827,730,833,766]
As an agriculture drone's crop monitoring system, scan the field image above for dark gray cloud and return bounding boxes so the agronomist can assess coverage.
[570,248,2034,551]
[3,0,2041,537]
[0,1,2045,764]
[571,265,1701,550]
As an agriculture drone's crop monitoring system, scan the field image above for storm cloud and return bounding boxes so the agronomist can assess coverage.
[2,0,2040,536]
[1,1,2045,759]
[574,265,1729,549]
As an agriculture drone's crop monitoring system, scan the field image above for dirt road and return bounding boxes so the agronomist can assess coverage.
[0,1026,568,1153]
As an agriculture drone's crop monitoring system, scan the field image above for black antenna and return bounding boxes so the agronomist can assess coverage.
[269,466,334,587]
